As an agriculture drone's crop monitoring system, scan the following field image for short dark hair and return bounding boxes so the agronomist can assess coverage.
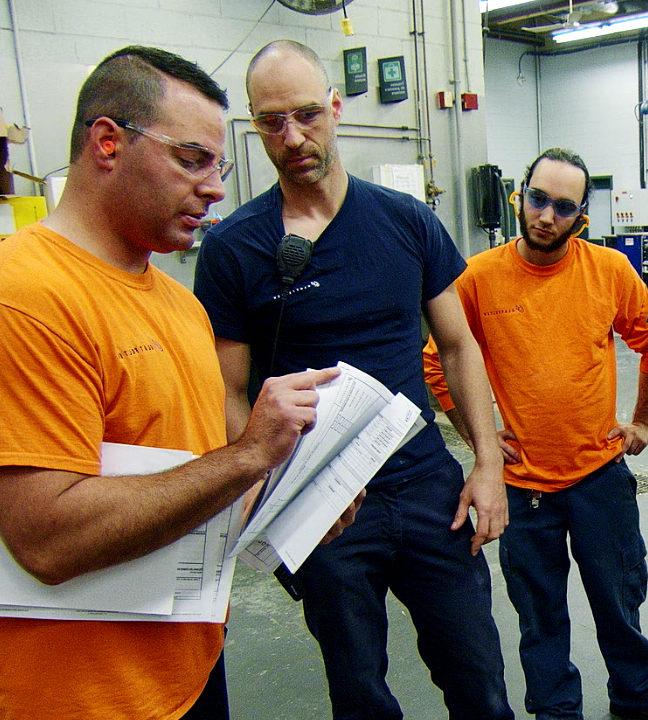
[522,147,592,206]
[246,40,329,108]
[70,46,228,162]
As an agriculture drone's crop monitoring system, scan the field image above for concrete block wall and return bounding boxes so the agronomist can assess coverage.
[1,0,490,269]
[483,37,540,189]
[485,37,642,193]
[540,43,639,189]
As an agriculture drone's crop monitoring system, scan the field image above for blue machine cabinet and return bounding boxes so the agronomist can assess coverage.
[604,234,645,280]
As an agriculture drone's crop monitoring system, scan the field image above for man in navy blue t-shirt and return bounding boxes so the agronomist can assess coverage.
[195,40,513,720]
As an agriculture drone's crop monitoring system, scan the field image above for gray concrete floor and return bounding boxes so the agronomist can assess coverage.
[224,336,648,719]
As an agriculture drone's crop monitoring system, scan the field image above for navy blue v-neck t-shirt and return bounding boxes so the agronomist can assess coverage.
[195,175,466,485]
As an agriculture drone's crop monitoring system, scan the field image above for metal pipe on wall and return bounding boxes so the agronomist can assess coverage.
[8,0,39,192]
[638,39,648,189]
[534,52,543,155]
[410,0,440,207]
[411,0,427,170]
[418,0,440,204]
[449,0,471,257]
[229,121,243,207]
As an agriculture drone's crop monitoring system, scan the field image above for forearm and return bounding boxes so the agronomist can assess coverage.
[443,407,474,449]
[2,367,338,584]
[633,371,648,426]
[440,338,499,462]
[1,442,268,585]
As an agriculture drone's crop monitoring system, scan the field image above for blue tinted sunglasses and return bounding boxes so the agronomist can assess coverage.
[523,186,585,218]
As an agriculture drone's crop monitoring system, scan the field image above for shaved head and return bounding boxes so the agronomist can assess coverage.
[246,40,329,108]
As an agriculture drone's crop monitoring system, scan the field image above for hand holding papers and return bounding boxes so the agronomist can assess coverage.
[233,362,425,574]
[0,363,423,622]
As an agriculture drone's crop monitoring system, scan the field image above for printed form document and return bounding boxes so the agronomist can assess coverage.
[233,361,425,573]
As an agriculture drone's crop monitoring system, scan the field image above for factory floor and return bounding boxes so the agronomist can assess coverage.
[224,337,648,720]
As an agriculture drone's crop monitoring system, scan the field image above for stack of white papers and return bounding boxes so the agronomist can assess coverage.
[0,443,241,623]
[233,362,425,573]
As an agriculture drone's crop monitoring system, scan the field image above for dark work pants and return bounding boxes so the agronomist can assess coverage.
[182,650,230,720]
[499,460,648,720]
[297,457,514,720]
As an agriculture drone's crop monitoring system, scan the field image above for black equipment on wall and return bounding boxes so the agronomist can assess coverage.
[276,0,352,15]
[473,164,502,229]
[472,164,511,248]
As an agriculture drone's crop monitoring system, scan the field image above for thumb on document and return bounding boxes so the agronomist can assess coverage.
[240,367,341,470]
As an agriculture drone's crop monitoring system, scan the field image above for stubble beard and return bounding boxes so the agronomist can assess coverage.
[269,131,337,186]
[519,207,579,254]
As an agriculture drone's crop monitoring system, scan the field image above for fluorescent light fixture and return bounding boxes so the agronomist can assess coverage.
[480,0,534,12]
[553,11,648,42]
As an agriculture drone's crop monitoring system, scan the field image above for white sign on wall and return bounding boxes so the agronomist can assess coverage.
[372,164,426,203]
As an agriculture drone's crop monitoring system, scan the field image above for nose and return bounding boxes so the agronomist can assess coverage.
[281,118,306,148]
[196,169,226,203]
[538,202,555,223]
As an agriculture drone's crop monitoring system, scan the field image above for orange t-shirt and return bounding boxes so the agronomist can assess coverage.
[0,224,228,719]
[423,237,648,492]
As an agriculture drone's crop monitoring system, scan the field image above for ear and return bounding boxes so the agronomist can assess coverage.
[572,213,590,238]
[86,118,120,169]
[509,190,521,218]
[331,87,343,124]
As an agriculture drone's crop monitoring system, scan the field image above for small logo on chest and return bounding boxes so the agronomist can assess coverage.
[271,280,321,302]
[483,304,525,317]
[116,339,165,360]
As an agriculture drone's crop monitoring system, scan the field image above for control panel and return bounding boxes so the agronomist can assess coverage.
[611,188,648,228]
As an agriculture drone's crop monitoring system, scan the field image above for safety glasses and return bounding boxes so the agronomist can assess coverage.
[250,89,333,135]
[84,117,234,182]
[523,186,585,218]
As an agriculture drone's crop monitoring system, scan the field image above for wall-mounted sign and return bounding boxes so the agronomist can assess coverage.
[378,56,407,104]
[343,47,367,96]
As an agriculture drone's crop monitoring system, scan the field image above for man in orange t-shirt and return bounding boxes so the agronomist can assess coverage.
[424,148,648,720]
[0,46,360,720]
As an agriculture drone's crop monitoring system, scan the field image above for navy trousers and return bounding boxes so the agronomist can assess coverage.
[182,650,230,720]
[499,460,648,720]
[297,457,514,720]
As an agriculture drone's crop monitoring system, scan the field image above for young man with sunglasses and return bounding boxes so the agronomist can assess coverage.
[195,40,514,720]
[424,148,648,720]
[0,45,359,720]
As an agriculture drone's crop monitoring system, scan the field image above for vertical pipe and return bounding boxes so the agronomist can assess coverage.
[638,40,647,189]
[461,0,472,92]
[418,0,437,192]
[411,0,426,167]
[449,0,471,257]
[230,121,243,207]
[8,0,39,191]
[534,52,543,155]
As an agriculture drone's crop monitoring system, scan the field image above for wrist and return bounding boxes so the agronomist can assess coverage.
[473,444,504,470]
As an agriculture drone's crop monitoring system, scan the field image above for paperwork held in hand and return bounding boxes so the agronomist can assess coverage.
[0,443,241,623]
[233,361,425,574]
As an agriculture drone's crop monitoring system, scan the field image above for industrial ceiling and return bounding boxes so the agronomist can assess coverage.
[482,1,648,47]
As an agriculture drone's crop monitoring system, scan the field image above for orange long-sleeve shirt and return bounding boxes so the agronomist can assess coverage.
[424,238,648,492]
